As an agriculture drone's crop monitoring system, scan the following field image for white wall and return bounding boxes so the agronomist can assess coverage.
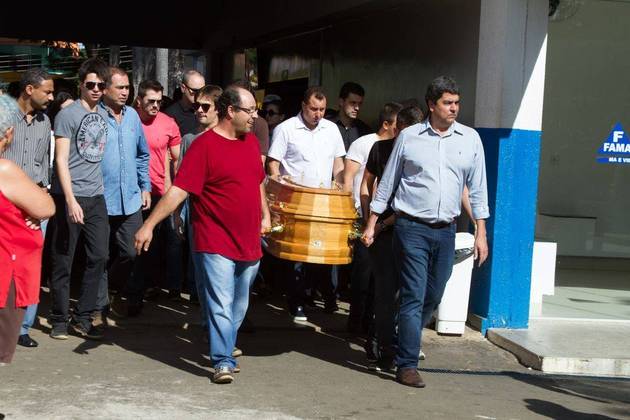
[538,0,630,257]
[319,0,481,127]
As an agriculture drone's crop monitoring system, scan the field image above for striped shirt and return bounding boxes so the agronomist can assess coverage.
[4,109,51,186]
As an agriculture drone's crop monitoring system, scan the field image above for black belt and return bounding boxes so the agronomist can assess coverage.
[398,212,453,229]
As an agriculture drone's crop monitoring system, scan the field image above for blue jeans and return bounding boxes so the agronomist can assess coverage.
[194,252,259,369]
[21,219,49,335]
[393,217,456,369]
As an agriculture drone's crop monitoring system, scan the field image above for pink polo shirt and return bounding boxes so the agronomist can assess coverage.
[140,112,181,196]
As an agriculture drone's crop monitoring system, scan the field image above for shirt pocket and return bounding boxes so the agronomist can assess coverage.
[34,138,50,165]
[287,140,312,162]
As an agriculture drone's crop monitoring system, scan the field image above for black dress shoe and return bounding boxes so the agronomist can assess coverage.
[17,334,39,348]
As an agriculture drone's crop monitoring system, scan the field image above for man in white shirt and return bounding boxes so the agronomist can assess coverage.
[267,86,345,322]
[342,102,402,335]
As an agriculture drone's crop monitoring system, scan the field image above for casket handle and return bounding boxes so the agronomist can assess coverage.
[265,224,285,234]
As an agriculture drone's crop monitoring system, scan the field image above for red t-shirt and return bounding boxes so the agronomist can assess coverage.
[0,191,44,308]
[174,129,265,261]
[140,112,181,196]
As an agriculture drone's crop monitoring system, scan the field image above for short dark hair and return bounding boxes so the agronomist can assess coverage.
[19,68,52,92]
[377,102,403,128]
[396,106,424,131]
[78,57,109,83]
[265,99,284,115]
[137,80,163,98]
[425,76,460,107]
[106,66,128,86]
[338,82,365,100]
[303,86,326,104]
[195,84,223,102]
[216,86,242,120]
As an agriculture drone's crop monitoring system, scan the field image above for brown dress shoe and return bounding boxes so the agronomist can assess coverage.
[396,367,426,388]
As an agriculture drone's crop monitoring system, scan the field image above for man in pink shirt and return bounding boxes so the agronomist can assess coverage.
[132,80,183,309]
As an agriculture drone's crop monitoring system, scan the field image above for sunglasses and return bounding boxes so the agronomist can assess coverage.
[85,81,106,91]
[261,109,281,117]
[193,102,212,112]
[146,99,163,106]
[184,84,200,95]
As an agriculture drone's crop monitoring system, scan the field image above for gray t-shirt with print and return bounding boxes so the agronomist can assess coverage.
[51,100,108,197]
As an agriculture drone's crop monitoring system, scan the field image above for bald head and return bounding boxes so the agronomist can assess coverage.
[180,70,205,105]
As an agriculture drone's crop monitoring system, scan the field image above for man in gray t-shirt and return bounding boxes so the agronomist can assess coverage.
[48,57,111,341]
[51,99,107,196]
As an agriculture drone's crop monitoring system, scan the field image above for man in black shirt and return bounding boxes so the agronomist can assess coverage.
[361,105,423,371]
[164,70,205,136]
[329,82,371,151]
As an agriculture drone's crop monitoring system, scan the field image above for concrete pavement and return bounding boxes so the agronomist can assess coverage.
[1,292,629,419]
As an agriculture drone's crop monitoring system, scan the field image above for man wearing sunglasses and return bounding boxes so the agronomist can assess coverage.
[261,98,285,139]
[48,57,110,340]
[164,70,205,136]
[179,84,222,322]
[133,80,183,309]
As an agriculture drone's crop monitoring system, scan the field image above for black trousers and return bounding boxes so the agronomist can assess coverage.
[286,262,335,311]
[370,229,399,358]
[96,210,143,310]
[48,194,109,329]
[348,240,374,332]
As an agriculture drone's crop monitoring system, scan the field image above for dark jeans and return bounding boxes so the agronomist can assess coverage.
[286,262,335,311]
[393,217,456,369]
[97,210,143,311]
[370,228,399,359]
[132,195,183,302]
[348,240,374,332]
[49,194,109,329]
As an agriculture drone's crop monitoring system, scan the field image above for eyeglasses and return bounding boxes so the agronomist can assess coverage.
[233,106,258,116]
[193,102,212,112]
[146,99,163,106]
[85,81,106,91]
[184,84,200,95]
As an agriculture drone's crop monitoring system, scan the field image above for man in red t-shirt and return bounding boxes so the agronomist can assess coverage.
[135,86,270,384]
[134,80,183,304]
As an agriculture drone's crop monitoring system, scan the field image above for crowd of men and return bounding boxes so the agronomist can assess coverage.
[1,57,489,387]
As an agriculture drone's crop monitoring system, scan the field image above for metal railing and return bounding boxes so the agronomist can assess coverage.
[0,46,133,74]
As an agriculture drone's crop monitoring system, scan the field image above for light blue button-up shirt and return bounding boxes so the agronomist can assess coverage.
[370,119,490,223]
[100,102,151,216]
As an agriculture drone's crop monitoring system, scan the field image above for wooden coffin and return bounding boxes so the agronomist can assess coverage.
[264,175,359,264]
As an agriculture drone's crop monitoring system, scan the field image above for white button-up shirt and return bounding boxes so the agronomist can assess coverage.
[268,113,346,188]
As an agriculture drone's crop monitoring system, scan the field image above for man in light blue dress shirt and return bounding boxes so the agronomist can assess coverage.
[98,67,151,319]
[362,76,490,388]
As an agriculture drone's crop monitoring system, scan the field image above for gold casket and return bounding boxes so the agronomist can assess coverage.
[264,175,360,264]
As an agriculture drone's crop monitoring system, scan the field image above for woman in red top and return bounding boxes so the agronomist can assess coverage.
[0,95,55,364]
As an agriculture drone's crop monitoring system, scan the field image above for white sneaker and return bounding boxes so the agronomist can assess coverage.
[292,306,307,323]
[419,349,426,360]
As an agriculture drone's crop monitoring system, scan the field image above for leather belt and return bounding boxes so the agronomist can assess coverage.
[398,212,453,229]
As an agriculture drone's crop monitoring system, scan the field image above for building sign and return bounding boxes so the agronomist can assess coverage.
[596,123,630,164]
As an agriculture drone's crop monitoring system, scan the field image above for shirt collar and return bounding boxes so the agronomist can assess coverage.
[419,118,463,137]
[99,100,127,118]
[16,107,42,123]
[295,112,325,132]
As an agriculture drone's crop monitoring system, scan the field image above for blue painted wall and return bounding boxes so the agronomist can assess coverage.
[469,128,541,333]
